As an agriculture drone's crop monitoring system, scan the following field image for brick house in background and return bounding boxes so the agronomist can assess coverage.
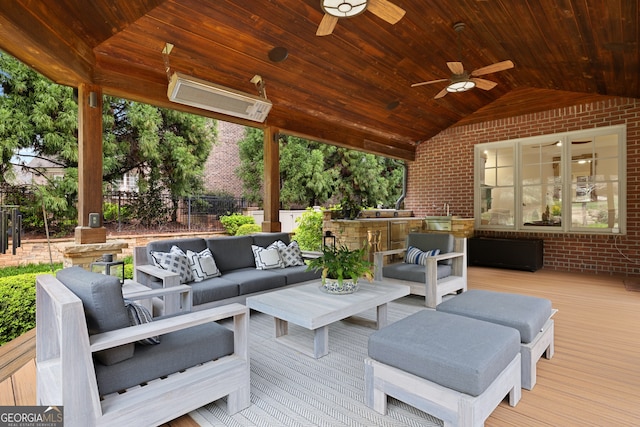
[203,121,246,198]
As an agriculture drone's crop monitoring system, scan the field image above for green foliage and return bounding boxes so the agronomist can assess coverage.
[1,52,215,232]
[220,213,255,235]
[0,263,61,278]
[237,127,404,209]
[306,244,373,286]
[292,209,323,251]
[103,201,133,223]
[235,223,262,236]
[0,273,38,345]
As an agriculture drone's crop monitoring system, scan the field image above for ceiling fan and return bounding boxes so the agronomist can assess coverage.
[316,0,406,36]
[411,22,514,99]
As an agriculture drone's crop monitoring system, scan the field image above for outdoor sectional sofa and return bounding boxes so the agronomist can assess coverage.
[134,232,321,313]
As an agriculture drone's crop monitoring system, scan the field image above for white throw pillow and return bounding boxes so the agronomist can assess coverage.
[252,245,284,270]
[268,240,305,267]
[150,245,192,283]
[186,248,221,282]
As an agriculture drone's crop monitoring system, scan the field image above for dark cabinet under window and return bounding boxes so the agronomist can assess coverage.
[468,237,543,272]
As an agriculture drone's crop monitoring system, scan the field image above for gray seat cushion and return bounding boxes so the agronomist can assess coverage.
[382,262,452,282]
[437,289,552,343]
[263,264,322,284]
[221,267,287,295]
[94,322,234,395]
[56,266,134,366]
[190,276,240,306]
[368,310,520,396]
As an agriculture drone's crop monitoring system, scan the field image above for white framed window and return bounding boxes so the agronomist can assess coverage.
[475,125,625,234]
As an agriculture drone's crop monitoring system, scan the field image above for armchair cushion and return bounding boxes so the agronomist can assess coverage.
[383,262,452,283]
[124,300,160,345]
[405,246,440,265]
[56,267,134,365]
[407,233,454,265]
[94,321,234,395]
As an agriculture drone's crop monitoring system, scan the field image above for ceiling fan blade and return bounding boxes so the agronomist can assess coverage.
[434,87,449,99]
[316,14,338,36]
[471,78,498,90]
[411,78,449,88]
[471,60,514,76]
[367,0,406,24]
[447,62,464,75]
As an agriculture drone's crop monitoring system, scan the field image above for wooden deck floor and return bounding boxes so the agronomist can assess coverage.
[1,267,639,426]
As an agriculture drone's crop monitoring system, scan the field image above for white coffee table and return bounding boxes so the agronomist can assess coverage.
[246,281,410,358]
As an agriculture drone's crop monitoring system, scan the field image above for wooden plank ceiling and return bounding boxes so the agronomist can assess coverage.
[0,0,637,160]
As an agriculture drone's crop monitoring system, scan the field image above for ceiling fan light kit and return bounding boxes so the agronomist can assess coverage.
[321,0,368,18]
[447,77,476,93]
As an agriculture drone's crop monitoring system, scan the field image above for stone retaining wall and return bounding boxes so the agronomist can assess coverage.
[0,231,227,268]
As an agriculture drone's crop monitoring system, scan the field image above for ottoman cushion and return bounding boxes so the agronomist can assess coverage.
[368,310,520,396]
[437,289,552,343]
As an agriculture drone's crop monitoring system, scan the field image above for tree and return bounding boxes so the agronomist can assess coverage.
[0,52,215,232]
[236,127,404,209]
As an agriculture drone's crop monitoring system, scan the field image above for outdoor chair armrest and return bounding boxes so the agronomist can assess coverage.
[124,284,193,314]
[135,264,181,288]
[90,303,248,353]
[430,251,464,262]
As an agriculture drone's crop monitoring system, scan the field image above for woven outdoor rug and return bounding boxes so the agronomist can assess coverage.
[191,295,443,427]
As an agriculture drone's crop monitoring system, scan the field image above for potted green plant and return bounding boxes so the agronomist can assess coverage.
[306,243,374,294]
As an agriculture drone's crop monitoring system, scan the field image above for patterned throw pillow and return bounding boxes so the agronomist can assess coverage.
[252,245,284,270]
[124,299,160,345]
[404,246,440,266]
[268,240,305,267]
[150,245,193,283]
[186,248,221,282]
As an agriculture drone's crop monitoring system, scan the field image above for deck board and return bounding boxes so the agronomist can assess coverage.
[0,266,638,426]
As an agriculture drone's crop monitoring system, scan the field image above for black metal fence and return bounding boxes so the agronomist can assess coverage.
[103,191,249,232]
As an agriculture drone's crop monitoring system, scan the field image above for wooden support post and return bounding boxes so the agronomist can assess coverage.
[262,126,281,232]
[75,84,106,244]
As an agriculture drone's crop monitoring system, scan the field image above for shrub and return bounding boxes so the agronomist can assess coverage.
[236,223,262,236]
[220,213,255,235]
[0,273,38,345]
[293,208,323,251]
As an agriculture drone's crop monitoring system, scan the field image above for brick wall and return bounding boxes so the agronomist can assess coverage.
[203,121,245,197]
[405,96,640,276]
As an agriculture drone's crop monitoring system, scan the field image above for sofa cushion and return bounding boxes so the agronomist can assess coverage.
[206,236,255,272]
[437,289,552,344]
[146,238,207,264]
[252,244,285,270]
[56,267,134,365]
[94,322,234,395]
[368,310,520,397]
[252,232,290,248]
[404,246,440,265]
[407,233,454,265]
[269,240,305,267]
[150,246,193,284]
[221,267,287,295]
[186,248,221,282]
[263,264,322,285]
[382,262,452,282]
[190,277,241,306]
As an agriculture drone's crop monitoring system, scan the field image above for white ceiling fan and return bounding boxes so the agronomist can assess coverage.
[316,0,406,36]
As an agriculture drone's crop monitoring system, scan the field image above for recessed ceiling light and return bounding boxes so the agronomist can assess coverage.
[268,47,289,62]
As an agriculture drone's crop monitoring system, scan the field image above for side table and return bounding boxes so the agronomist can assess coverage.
[90,260,125,284]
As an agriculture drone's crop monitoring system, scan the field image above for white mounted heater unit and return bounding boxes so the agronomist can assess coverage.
[167,72,272,123]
